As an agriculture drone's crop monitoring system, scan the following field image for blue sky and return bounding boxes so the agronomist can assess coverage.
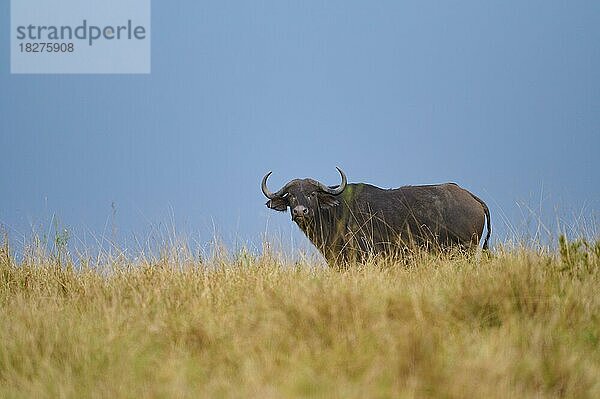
[1,1,599,253]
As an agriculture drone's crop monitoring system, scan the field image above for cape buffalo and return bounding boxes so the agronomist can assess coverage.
[262,167,491,266]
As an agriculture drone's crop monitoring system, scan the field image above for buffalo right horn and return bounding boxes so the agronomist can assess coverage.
[262,172,296,199]
[261,172,276,199]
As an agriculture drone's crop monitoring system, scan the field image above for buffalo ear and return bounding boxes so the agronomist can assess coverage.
[266,196,288,212]
[317,193,340,209]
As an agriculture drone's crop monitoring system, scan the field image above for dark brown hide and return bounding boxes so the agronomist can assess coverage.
[263,174,491,266]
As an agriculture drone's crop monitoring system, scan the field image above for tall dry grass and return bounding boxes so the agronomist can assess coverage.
[1,231,599,398]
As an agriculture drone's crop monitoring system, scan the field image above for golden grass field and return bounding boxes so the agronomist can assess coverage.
[1,235,599,398]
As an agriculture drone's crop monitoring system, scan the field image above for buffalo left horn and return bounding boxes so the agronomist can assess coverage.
[316,167,347,195]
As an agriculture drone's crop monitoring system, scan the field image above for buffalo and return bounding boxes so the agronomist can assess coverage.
[262,167,491,266]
